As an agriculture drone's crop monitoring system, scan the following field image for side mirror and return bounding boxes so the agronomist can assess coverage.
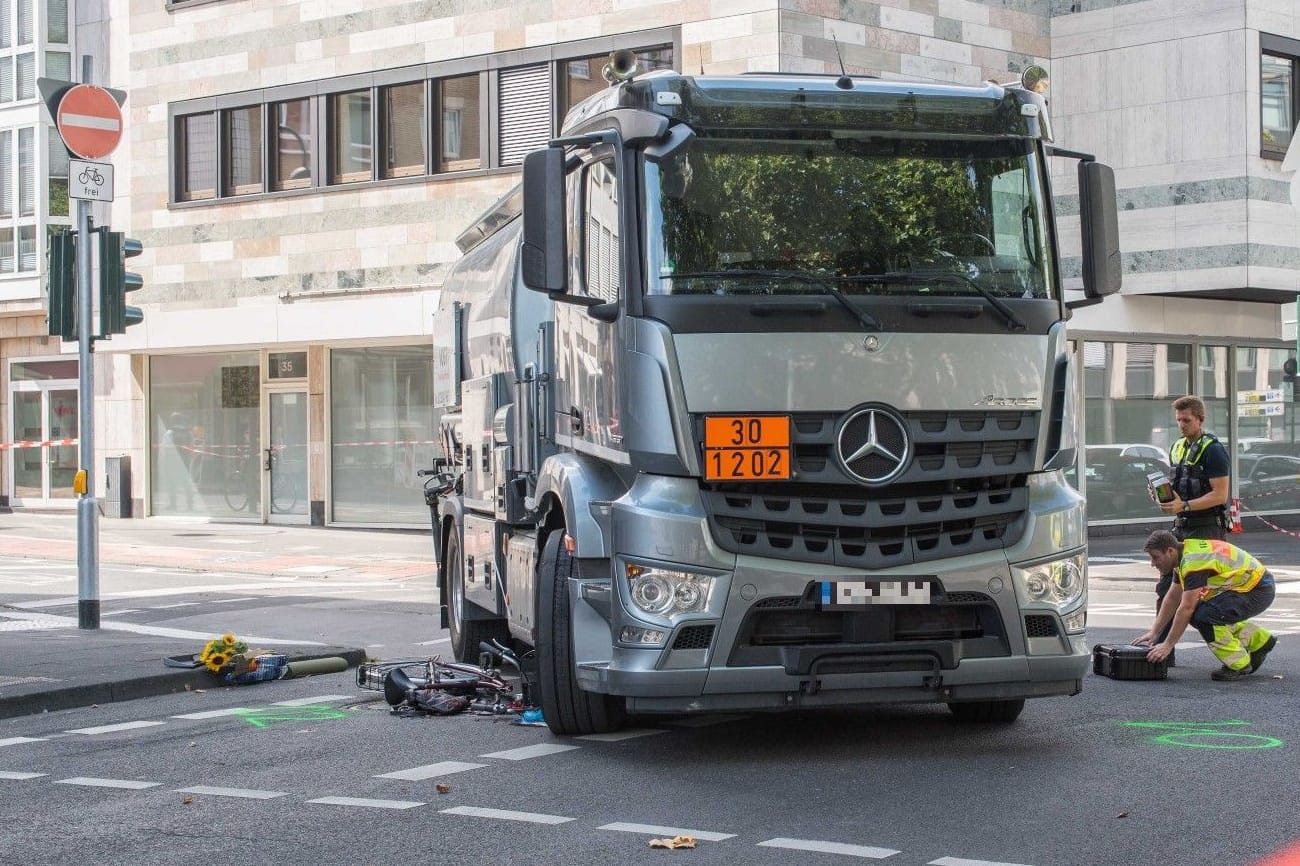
[1079,161,1122,298]
[521,147,567,293]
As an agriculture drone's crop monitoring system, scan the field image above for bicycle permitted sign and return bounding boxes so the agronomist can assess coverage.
[69,159,114,202]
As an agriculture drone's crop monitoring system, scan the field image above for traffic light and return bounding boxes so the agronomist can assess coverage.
[97,227,143,336]
[46,228,76,340]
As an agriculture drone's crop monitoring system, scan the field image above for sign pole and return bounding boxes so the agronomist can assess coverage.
[75,54,99,630]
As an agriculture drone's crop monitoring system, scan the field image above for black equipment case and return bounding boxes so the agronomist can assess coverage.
[1092,643,1168,680]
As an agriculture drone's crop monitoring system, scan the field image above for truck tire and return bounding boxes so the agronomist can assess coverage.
[946,699,1025,724]
[536,530,626,735]
[444,527,509,664]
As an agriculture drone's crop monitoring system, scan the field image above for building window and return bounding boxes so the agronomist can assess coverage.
[438,74,479,172]
[330,345,436,524]
[272,98,313,191]
[380,81,425,179]
[168,30,677,203]
[0,125,35,273]
[178,112,216,201]
[559,46,674,120]
[224,105,263,196]
[329,90,371,184]
[47,0,67,43]
[0,0,35,105]
[1262,37,1300,159]
[47,126,67,217]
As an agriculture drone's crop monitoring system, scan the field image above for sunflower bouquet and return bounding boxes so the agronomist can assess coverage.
[200,632,248,674]
[197,633,287,684]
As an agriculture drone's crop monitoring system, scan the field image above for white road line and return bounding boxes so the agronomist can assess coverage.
[150,602,200,610]
[479,743,580,761]
[416,637,451,646]
[376,761,486,781]
[210,597,259,604]
[0,737,47,747]
[0,771,46,780]
[271,695,350,706]
[176,785,288,799]
[100,609,143,617]
[308,796,423,809]
[0,610,318,645]
[575,728,669,742]
[441,806,574,825]
[54,777,161,790]
[284,565,345,574]
[599,822,736,842]
[930,858,1035,866]
[171,708,253,720]
[758,838,900,859]
[66,721,167,736]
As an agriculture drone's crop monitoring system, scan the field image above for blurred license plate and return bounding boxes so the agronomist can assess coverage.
[703,415,791,481]
[820,580,931,607]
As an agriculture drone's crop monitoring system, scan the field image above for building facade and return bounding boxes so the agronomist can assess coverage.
[0,0,1295,530]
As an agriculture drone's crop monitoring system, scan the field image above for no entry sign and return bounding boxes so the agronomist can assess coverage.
[55,84,123,160]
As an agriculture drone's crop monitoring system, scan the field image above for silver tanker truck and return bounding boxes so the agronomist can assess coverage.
[426,58,1120,734]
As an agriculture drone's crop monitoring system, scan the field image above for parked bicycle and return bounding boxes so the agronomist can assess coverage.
[222,445,259,513]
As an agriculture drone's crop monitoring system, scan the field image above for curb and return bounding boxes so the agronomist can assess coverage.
[0,647,367,721]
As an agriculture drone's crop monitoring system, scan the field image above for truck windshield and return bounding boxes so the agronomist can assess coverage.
[644,134,1056,301]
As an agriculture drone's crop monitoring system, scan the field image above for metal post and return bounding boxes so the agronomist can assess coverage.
[76,54,98,630]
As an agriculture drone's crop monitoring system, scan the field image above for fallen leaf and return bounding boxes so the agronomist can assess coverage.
[183,684,192,692]
[436,784,451,794]
[649,836,696,849]
[182,795,193,805]
[1272,674,1284,680]
[1115,810,1129,819]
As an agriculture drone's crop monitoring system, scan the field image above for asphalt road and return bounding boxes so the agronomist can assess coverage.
[2,550,1300,866]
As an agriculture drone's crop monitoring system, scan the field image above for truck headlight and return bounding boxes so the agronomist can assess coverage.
[1012,552,1086,610]
[625,563,715,618]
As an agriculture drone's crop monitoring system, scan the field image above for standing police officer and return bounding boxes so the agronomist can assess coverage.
[1151,395,1230,661]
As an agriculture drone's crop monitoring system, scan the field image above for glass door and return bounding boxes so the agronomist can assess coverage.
[266,389,309,524]
[8,386,78,505]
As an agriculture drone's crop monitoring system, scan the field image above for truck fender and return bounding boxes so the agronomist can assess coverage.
[435,497,466,630]
[534,452,627,559]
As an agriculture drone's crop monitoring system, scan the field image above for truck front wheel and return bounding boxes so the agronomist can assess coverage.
[536,530,626,735]
[947,699,1025,723]
[444,527,508,663]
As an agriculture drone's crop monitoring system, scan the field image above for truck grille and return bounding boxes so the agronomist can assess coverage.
[699,410,1033,569]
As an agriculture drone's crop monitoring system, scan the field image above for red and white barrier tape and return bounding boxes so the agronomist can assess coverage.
[0,437,78,451]
[1239,501,1300,540]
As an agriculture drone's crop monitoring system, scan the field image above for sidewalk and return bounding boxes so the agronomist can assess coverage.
[0,512,435,720]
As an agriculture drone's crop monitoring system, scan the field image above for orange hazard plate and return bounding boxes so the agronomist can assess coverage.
[703,416,791,481]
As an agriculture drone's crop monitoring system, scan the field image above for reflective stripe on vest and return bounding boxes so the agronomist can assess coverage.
[1177,538,1267,597]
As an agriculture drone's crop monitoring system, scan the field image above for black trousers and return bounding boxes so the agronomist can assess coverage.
[1155,518,1227,643]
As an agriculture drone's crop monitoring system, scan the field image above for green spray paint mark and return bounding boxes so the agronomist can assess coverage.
[1122,720,1284,750]
[234,705,348,729]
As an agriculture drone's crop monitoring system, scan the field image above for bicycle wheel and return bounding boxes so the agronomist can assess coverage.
[223,469,249,512]
[270,475,299,513]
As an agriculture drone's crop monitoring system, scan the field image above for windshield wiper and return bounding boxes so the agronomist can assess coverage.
[840,270,1028,332]
[668,269,882,331]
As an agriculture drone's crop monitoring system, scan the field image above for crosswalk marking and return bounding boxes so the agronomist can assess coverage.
[575,728,668,742]
[376,761,486,780]
[759,838,900,858]
[599,822,736,841]
[271,695,350,706]
[66,721,166,736]
[308,796,423,809]
[55,777,161,790]
[171,708,253,720]
[442,806,574,824]
[478,743,579,761]
[176,785,288,799]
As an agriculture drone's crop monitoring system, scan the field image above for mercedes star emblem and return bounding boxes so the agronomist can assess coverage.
[837,406,911,485]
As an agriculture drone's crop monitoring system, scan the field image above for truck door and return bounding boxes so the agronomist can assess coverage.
[553,152,623,457]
